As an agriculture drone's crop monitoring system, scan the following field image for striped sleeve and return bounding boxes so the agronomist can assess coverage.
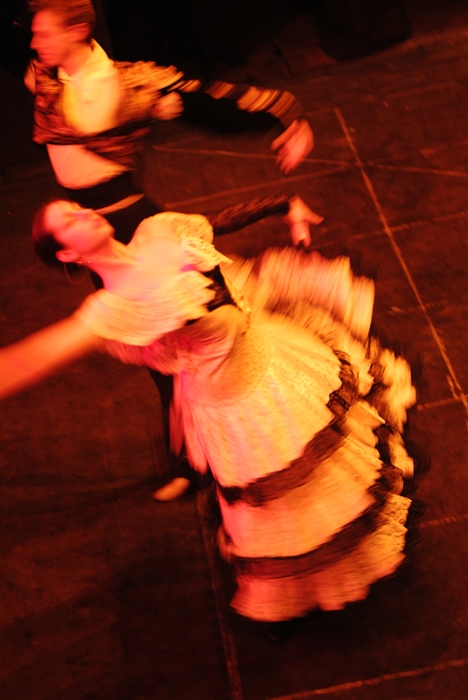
[204,82,304,127]
[163,76,305,129]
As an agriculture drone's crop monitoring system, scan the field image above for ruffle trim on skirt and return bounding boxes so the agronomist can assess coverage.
[219,461,405,569]
[212,336,422,619]
[209,248,425,620]
[228,492,412,621]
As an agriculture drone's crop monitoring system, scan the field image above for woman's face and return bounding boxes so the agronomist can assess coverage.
[45,201,113,259]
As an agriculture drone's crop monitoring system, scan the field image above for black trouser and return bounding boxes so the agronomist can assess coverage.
[65,172,164,245]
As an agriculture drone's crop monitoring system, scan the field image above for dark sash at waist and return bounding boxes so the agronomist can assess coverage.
[64,171,141,209]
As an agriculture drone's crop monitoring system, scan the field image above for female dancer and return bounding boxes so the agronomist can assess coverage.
[0,195,417,621]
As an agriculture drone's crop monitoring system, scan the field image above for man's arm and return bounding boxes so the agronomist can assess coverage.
[153,76,314,173]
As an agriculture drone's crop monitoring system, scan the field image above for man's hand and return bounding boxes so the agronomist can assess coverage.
[151,93,184,121]
[271,119,314,174]
[283,196,323,247]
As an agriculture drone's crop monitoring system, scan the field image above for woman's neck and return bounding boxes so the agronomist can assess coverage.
[83,240,137,289]
[89,230,187,299]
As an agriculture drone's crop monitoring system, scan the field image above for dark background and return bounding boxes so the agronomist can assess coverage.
[1,0,413,77]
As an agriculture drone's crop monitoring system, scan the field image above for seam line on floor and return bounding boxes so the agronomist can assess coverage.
[266,656,468,699]
[196,490,244,700]
[420,513,468,528]
[166,168,348,208]
[335,107,468,421]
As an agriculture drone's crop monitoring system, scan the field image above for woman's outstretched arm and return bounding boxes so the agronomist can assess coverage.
[0,314,101,399]
[203,195,323,246]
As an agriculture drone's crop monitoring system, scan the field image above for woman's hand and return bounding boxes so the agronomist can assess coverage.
[283,196,324,247]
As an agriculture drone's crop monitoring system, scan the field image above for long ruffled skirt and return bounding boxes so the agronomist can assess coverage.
[191,248,419,622]
[100,241,420,621]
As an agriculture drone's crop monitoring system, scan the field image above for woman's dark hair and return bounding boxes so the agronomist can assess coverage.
[32,199,82,277]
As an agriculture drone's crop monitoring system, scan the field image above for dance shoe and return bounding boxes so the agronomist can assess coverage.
[153,477,192,502]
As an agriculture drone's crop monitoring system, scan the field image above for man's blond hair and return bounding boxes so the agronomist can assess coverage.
[29,0,96,41]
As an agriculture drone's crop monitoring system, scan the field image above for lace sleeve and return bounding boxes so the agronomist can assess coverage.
[203,195,290,236]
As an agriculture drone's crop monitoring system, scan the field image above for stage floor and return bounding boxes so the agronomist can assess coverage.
[2,2,468,698]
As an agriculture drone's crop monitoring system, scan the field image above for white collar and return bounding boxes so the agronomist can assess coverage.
[58,41,113,86]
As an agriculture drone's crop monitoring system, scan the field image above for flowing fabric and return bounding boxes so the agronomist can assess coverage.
[77,211,418,621]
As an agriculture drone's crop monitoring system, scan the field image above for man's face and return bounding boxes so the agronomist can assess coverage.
[30,10,74,67]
